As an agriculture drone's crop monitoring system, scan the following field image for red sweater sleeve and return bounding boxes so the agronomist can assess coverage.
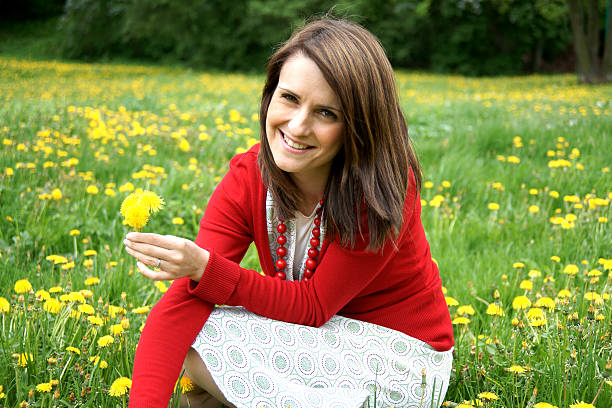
[128,152,255,408]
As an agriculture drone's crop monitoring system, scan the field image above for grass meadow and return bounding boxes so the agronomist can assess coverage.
[0,41,611,407]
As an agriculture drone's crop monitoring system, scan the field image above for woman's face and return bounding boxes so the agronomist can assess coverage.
[265,53,344,186]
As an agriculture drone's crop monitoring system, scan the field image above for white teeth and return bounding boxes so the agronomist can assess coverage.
[282,132,310,150]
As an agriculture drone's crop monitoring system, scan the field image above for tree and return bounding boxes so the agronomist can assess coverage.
[567,0,612,83]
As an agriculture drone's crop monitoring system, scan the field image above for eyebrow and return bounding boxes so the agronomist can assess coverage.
[277,86,342,113]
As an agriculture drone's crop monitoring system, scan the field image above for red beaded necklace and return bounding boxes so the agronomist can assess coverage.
[274,200,323,281]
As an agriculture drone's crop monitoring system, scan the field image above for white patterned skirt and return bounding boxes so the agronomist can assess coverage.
[190,306,453,408]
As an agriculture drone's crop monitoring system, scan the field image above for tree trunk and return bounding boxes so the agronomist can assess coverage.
[586,0,600,76]
[567,0,593,82]
[603,0,612,81]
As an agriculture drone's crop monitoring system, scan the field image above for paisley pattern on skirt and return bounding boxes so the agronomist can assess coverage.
[191,306,453,408]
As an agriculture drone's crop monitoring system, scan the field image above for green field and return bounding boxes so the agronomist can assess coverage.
[0,51,611,408]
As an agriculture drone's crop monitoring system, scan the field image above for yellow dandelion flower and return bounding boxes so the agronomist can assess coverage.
[177,376,196,393]
[534,403,558,408]
[528,269,541,278]
[452,316,470,325]
[108,305,126,318]
[486,303,505,316]
[109,377,132,396]
[36,382,52,393]
[78,304,95,315]
[87,315,104,326]
[512,296,531,310]
[563,264,579,275]
[43,298,61,314]
[154,281,168,293]
[478,392,499,400]
[487,202,500,211]
[569,402,595,408]
[84,277,100,286]
[90,356,109,369]
[534,297,555,311]
[69,229,80,236]
[0,297,10,313]
[513,262,525,268]
[131,306,150,314]
[119,182,135,192]
[172,217,184,225]
[139,190,164,213]
[84,249,97,256]
[457,305,475,316]
[86,185,99,194]
[98,335,115,348]
[35,289,50,300]
[14,279,32,294]
[66,346,80,355]
[527,308,547,327]
[507,365,526,373]
[445,296,459,307]
[46,254,68,264]
[110,324,124,336]
[61,262,75,270]
[550,255,560,262]
[51,188,62,201]
[528,205,539,213]
[18,353,33,367]
[584,292,602,303]
[424,181,434,189]
[519,280,533,290]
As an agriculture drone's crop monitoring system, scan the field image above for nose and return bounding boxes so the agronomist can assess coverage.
[287,107,311,138]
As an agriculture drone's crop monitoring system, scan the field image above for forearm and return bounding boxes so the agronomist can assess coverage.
[129,278,214,408]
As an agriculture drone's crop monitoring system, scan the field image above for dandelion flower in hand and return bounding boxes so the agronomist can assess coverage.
[120,189,165,229]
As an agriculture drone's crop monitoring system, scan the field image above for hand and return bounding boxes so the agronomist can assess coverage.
[123,232,209,282]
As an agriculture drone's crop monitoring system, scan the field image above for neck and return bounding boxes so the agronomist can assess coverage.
[291,172,326,216]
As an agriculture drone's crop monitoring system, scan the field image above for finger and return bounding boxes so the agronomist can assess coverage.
[126,232,178,249]
[124,246,160,269]
[124,239,172,261]
[136,262,176,281]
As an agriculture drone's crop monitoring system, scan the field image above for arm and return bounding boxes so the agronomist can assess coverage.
[128,152,256,408]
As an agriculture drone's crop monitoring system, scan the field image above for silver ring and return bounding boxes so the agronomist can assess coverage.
[155,258,162,269]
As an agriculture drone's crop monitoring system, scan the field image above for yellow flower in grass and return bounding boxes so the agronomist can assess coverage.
[62,262,75,270]
[84,249,97,256]
[512,296,531,310]
[526,308,547,327]
[46,254,68,264]
[486,303,505,316]
[131,306,150,314]
[534,297,555,311]
[43,298,61,314]
[563,264,579,275]
[87,315,104,326]
[109,377,132,396]
[452,317,470,325]
[84,277,100,286]
[0,297,9,313]
[120,190,165,229]
[78,304,95,315]
[154,281,168,293]
[534,403,558,408]
[14,279,32,294]
[507,365,527,373]
[86,185,99,194]
[177,376,196,393]
[35,290,50,301]
[49,286,63,293]
[18,353,33,367]
[172,217,184,225]
[89,356,108,369]
[36,382,52,393]
[445,296,459,307]
[487,202,500,211]
[51,188,62,201]
[69,229,80,236]
[66,346,80,355]
[109,305,126,318]
[584,292,602,303]
[519,280,533,290]
[110,324,124,336]
[478,392,498,400]
[570,402,595,408]
[457,305,475,316]
[98,335,115,348]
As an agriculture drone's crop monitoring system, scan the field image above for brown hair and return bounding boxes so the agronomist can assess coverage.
[258,17,422,250]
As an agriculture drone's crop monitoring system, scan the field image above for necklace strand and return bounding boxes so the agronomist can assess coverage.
[275,200,323,281]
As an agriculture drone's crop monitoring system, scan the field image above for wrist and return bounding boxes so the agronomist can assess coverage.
[191,247,209,282]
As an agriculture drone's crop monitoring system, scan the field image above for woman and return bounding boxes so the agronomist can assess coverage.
[124,17,454,408]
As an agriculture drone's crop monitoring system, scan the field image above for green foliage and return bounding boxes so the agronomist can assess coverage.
[54,0,575,75]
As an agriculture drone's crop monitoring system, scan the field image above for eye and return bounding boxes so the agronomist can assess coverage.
[280,93,298,103]
[319,109,337,120]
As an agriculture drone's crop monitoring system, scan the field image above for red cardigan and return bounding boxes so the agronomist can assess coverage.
[128,144,453,407]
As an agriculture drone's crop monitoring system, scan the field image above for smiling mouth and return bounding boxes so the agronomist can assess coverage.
[281,130,312,150]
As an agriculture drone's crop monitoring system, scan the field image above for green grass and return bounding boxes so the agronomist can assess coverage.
[0,23,611,408]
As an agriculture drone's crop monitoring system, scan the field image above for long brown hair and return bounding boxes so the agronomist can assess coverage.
[258,17,422,250]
